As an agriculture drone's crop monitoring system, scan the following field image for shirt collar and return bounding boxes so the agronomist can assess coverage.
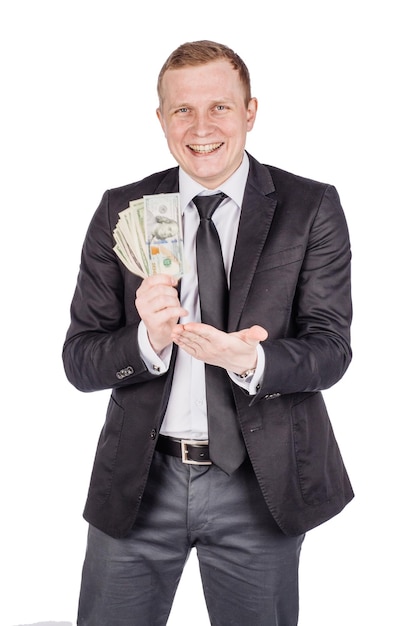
[179,151,250,213]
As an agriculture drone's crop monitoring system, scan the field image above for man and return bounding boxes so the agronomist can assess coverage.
[63,40,354,626]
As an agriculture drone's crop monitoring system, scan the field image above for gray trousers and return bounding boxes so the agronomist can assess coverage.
[77,451,304,626]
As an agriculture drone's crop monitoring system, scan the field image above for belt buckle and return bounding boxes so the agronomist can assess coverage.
[180,439,211,465]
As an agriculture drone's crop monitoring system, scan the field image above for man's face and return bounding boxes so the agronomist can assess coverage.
[157,60,257,189]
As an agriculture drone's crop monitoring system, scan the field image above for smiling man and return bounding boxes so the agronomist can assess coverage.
[156,55,257,189]
[63,41,354,626]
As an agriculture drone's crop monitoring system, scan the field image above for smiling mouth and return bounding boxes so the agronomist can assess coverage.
[188,143,223,154]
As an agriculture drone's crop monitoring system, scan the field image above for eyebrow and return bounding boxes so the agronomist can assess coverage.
[169,98,234,110]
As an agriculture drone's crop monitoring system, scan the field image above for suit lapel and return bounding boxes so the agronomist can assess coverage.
[228,155,277,330]
[154,167,179,193]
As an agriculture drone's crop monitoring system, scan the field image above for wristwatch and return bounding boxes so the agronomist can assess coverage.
[236,368,256,379]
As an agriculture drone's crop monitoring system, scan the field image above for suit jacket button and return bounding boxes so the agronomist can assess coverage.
[116,366,134,379]
[150,429,157,440]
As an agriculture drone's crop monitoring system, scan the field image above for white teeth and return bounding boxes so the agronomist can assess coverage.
[188,143,222,153]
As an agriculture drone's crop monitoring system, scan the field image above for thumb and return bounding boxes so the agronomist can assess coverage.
[237,325,268,345]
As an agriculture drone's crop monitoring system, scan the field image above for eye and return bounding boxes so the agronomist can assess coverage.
[177,107,189,114]
[216,105,226,111]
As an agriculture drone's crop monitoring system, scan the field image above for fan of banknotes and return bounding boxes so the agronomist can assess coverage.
[113,193,185,278]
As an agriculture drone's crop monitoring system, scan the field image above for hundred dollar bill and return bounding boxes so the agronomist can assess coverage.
[113,228,147,278]
[113,201,149,277]
[127,198,151,276]
[112,192,184,278]
[143,193,184,278]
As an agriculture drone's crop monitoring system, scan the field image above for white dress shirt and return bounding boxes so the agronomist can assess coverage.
[138,152,265,439]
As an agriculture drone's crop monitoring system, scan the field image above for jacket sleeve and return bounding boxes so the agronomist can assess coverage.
[254,185,352,400]
[62,190,157,392]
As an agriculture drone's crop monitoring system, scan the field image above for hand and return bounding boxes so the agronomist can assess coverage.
[135,274,188,353]
[171,323,268,373]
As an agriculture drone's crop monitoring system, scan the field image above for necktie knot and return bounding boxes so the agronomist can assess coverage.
[193,192,227,221]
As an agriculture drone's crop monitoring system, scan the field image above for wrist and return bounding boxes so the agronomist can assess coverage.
[235,367,257,379]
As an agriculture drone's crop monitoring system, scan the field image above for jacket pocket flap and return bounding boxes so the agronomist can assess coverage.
[256,245,303,273]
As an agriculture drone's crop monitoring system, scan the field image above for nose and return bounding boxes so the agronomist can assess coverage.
[192,110,214,136]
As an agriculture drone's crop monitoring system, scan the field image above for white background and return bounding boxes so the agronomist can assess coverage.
[1,1,415,624]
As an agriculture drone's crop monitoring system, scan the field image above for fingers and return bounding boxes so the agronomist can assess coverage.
[172,323,268,345]
[235,325,268,344]
[171,323,268,371]
[172,323,227,362]
[137,273,179,290]
[171,323,221,347]
[135,274,178,306]
[135,274,188,353]
[135,275,185,317]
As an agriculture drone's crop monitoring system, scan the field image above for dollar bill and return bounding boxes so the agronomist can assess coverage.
[113,200,148,277]
[113,228,147,277]
[112,192,184,278]
[143,193,184,277]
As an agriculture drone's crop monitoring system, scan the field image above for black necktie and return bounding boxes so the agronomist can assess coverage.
[194,193,228,329]
[193,193,246,474]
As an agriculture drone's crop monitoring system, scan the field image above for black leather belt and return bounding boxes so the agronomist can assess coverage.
[156,435,212,465]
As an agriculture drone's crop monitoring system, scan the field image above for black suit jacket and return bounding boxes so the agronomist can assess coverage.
[63,153,354,538]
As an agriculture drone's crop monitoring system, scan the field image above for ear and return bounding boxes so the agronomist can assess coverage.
[156,108,166,135]
[246,97,258,131]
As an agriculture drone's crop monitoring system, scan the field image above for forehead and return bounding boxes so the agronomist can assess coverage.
[160,60,246,103]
